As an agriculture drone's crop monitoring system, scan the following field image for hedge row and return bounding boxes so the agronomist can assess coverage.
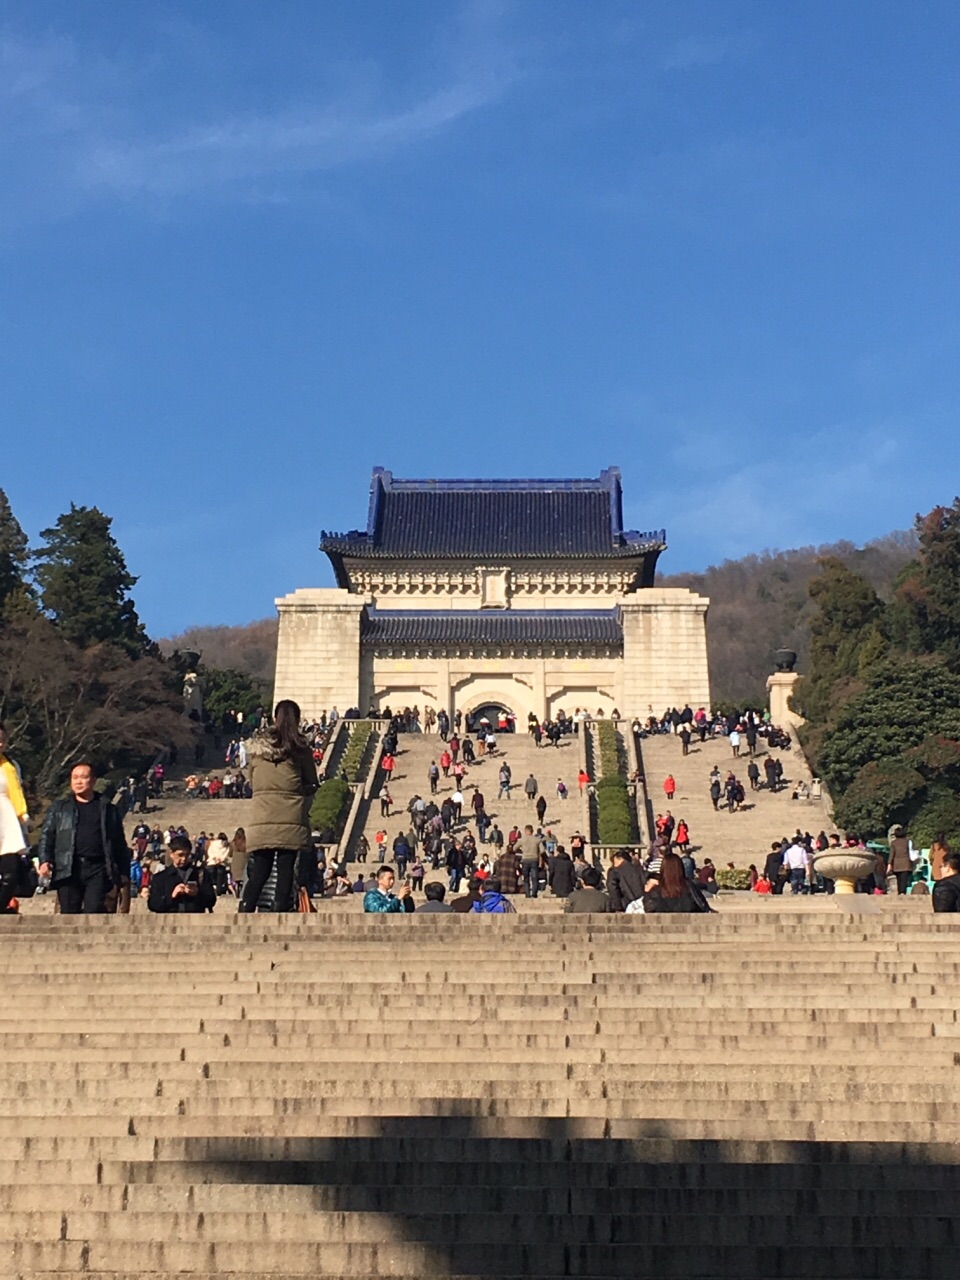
[594,722,636,845]
[308,721,375,841]
[715,867,752,891]
[339,720,374,782]
[310,777,351,842]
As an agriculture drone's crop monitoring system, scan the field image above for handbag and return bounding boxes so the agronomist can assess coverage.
[296,886,316,914]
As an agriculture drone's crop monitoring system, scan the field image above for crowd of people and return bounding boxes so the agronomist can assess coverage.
[2,699,960,916]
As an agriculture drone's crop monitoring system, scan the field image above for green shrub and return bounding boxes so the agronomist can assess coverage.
[593,721,637,844]
[716,868,752,891]
[338,720,374,782]
[310,777,351,842]
[597,794,633,844]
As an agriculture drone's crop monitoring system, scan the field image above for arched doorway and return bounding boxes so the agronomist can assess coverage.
[467,702,517,734]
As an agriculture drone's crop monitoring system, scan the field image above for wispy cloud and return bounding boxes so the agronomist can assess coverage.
[0,9,522,223]
[83,76,511,199]
[626,421,915,569]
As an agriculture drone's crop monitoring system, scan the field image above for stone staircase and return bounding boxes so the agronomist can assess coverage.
[638,729,832,863]
[351,730,587,860]
[2,902,960,1277]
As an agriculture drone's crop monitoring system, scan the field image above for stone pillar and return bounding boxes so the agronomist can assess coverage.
[620,588,711,717]
[273,588,366,720]
[766,671,805,730]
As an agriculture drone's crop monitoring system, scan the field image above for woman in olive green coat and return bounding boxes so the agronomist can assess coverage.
[239,701,319,912]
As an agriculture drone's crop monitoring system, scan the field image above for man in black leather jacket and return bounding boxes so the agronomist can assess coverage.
[606,850,647,912]
[933,852,960,913]
[38,763,130,914]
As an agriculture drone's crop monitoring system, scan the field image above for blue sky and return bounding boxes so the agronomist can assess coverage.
[3,0,959,636]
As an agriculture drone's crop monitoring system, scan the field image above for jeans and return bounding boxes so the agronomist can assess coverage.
[240,849,297,912]
[789,867,806,894]
[522,860,540,898]
[57,860,111,914]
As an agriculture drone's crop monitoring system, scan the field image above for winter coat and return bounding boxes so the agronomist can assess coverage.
[362,888,413,914]
[549,852,578,898]
[932,873,960,913]
[563,887,610,914]
[245,734,319,853]
[147,865,216,914]
[38,795,129,888]
[643,886,706,914]
[607,860,647,912]
[494,850,522,893]
[470,891,516,914]
[888,836,911,873]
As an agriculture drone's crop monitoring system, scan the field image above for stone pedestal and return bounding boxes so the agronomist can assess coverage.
[814,850,877,895]
[766,671,804,730]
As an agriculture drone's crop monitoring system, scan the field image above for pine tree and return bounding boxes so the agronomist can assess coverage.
[0,489,29,617]
[33,505,146,654]
[799,556,886,723]
[890,498,960,669]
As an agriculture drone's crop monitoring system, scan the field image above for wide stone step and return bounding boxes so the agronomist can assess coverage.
[2,1077,955,1106]
[5,1115,960,1146]
[3,1236,959,1277]
[4,1179,959,1214]
[2,1207,958,1249]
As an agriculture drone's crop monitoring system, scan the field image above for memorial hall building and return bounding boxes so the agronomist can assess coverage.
[273,468,711,722]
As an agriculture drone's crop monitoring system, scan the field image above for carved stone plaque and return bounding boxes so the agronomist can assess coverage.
[478,566,511,609]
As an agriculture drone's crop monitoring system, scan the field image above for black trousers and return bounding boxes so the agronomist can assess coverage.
[240,849,297,912]
[57,860,111,914]
[0,853,21,912]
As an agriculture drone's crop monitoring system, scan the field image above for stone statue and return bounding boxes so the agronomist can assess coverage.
[182,671,203,719]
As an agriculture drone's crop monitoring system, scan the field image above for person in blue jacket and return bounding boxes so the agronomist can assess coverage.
[470,877,516,914]
[363,866,415,913]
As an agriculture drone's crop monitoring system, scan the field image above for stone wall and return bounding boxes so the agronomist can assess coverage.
[620,588,711,715]
[273,589,365,718]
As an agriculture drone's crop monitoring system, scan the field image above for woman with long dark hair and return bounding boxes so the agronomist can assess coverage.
[643,850,711,914]
[240,701,318,913]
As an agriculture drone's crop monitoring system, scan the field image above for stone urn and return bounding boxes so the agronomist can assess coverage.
[813,849,878,895]
[774,648,797,672]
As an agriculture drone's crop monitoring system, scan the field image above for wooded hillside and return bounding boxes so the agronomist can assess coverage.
[161,533,916,707]
[159,618,279,685]
[661,532,916,705]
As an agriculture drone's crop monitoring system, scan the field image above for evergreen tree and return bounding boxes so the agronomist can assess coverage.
[0,489,29,617]
[33,505,146,654]
[797,557,886,723]
[890,498,960,669]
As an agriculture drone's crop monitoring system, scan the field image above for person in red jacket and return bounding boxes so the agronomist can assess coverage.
[439,750,452,777]
[664,774,676,801]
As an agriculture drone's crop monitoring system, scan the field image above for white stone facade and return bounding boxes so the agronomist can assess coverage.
[274,580,711,722]
[273,470,711,721]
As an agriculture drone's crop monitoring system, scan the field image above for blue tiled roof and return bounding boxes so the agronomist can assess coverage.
[360,609,623,647]
[321,468,666,562]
